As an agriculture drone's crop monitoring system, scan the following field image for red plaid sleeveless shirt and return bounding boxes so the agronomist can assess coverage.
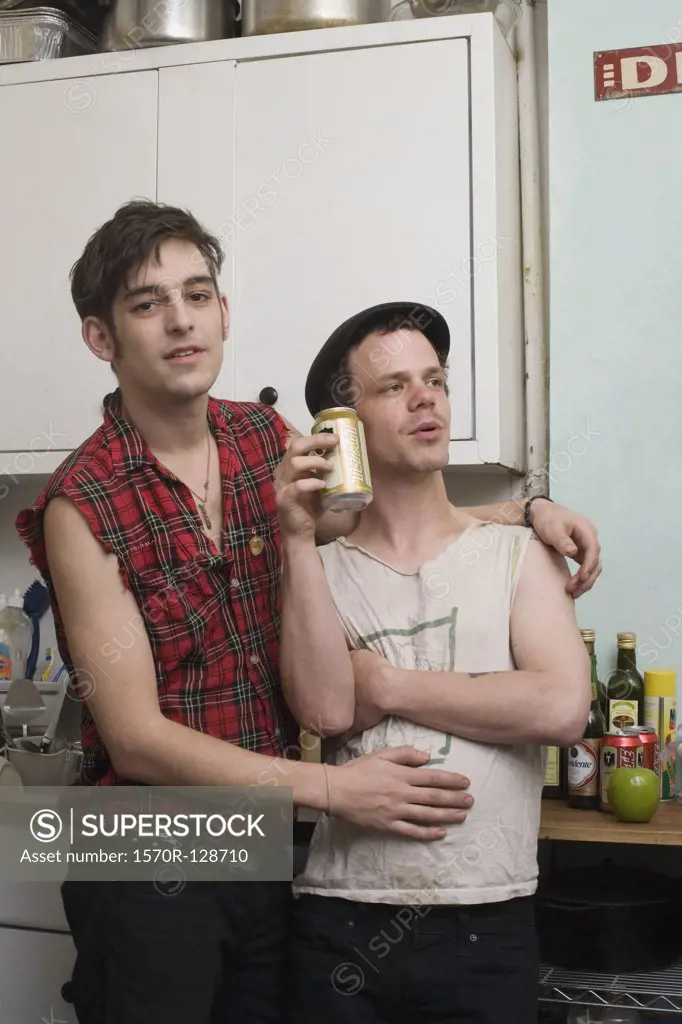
[16,390,300,785]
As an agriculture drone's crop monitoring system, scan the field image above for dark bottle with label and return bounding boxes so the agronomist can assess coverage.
[606,631,645,731]
[568,629,606,809]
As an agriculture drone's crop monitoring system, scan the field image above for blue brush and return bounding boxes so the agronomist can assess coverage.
[23,579,51,681]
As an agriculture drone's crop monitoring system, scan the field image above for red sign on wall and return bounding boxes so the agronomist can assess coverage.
[595,42,682,101]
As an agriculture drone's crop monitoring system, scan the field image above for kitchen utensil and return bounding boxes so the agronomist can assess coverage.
[0,6,97,62]
[21,706,59,754]
[536,862,682,973]
[100,0,239,51]
[26,683,80,754]
[23,578,50,681]
[19,736,50,753]
[241,0,390,36]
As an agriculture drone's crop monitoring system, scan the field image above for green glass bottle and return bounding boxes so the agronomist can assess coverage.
[606,632,644,731]
[568,629,606,809]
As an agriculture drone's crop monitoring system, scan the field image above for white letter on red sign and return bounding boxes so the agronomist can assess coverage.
[620,55,668,90]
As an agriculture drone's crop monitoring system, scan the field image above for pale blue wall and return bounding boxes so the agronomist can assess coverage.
[548,0,682,701]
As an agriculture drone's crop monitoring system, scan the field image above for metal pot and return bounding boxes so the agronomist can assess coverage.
[389,0,519,36]
[390,0,499,19]
[100,0,239,51]
[241,0,390,36]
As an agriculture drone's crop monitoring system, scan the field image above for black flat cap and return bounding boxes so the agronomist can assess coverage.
[304,301,450,417]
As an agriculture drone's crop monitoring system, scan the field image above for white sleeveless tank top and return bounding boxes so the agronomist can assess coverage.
[293,522,545,906]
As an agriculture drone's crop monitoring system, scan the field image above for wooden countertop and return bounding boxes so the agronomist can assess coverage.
[298,794,682,846]
[540,799,682,846]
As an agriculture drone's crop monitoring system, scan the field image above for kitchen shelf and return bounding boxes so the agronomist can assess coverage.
[540,799,682,846]
[539,960,682,1015]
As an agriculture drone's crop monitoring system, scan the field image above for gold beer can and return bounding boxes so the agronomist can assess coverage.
[311,406,373,512]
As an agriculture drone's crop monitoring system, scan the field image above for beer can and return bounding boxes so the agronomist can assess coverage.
[311,407,373,513]
[637,725,660,779]
[599,731,643,813]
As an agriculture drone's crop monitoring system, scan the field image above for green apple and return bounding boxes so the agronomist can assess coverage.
[608,767,660,822]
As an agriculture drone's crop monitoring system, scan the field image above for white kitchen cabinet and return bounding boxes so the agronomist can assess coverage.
[0,15,524,471]
[0,71,158,460]
[231,23,523,468]
[0,926,76,1022]
[157,61,237,403]
[232,41,474,440]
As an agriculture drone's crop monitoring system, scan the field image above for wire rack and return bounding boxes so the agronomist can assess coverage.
[539,960,682,1015]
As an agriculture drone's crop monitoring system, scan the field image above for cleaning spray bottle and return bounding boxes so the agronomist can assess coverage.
[0,591,32,681]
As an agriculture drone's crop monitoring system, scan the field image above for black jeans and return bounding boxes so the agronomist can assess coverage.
[62,878,292,1024]
[286,894,539,1024]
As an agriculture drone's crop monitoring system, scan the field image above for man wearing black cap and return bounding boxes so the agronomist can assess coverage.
[298,300,600,595]
[277,301,594,1023]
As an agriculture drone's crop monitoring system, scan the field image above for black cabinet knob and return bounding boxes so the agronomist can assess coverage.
[259,386,278,406]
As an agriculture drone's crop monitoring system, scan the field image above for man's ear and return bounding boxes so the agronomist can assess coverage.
[219,293,230,341]
[83,316,117,365]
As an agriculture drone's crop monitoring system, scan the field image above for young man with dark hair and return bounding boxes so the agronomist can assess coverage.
[278,302,593,1024]
[16,207,598,1023]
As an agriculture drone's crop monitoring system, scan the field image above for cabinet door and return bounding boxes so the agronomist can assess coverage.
[233,41,472,437]
[157,61,237,403]
[0,71,158,454]
[0,927,76,1022]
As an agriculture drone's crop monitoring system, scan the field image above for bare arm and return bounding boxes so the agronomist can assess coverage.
[45,496,471,839]
[458,500,525,525]
[276,430,357,735]
[280,535,355,735]
[360,538,591,746]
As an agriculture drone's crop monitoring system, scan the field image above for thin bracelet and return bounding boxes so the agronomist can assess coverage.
[523,494,552,528]
[323,764,333,816]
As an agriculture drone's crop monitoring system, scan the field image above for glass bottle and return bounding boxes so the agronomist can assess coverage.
[606,632,644,731]
[568,629,606,810]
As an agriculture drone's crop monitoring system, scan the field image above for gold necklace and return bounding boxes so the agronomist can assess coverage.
[186,433,213,531]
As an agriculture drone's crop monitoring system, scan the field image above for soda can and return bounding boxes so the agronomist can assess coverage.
[599,730,643,813]
[311,407,373,513]
[636,725,660,779]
